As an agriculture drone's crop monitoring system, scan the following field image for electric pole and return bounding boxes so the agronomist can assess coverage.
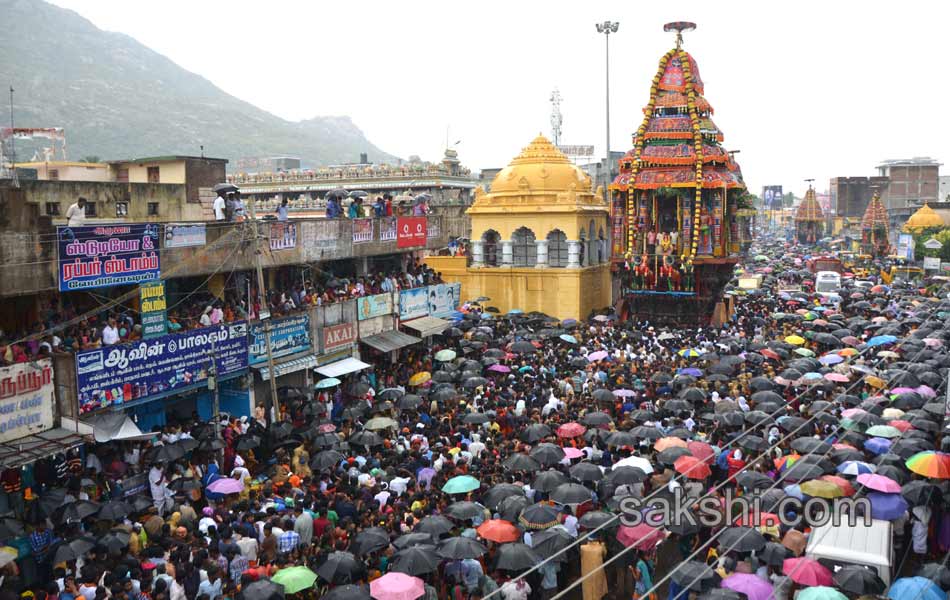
[245,194,280,425]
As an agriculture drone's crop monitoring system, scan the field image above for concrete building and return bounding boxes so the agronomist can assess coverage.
[13,161,111,182]
[876,157,941,225]
[939,175,950,203]
[829,176,889,219]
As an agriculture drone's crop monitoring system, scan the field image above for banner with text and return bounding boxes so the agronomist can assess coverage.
[139,280,167,339]
[399,287,429,320]
[397,217,427,248]
[380,217,397,242]
[249,314,311,365]
[0,360,55,443]
[58,224,161,292]
[163,223,206,248]
[322,322,357,353]
[761,185,783,209]
[270,222,297,250]
[427,283,461,318]
[76,322,248,414]
[358,293,393,320]
[353,219,374,244]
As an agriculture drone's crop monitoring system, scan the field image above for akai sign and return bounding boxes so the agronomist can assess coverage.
[322,322,357,353]
[396,217,427,248]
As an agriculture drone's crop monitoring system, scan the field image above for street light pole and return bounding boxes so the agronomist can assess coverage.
[595,20,619,197]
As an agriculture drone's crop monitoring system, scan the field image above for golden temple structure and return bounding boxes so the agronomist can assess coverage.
[425,135,612,320]
[903,203,946,233]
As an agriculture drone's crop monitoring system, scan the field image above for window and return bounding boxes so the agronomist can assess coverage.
[116,168,129,182]
[147,202,160,216]
[548,230,568,267]
[482,230,500,267]
[45,202,60,216]
[147,166,160,183]
[84,202,97,217]
[115,202,129,217]
[587,221,597,265]
[48,169,59,181]
[511,227,537,267]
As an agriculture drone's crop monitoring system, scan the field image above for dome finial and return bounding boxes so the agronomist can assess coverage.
[664,21,696,49]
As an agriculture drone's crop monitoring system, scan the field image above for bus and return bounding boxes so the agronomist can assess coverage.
[815,271,842,293]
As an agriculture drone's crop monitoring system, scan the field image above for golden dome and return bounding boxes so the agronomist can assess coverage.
[903,203,946,232]
[488,134,594,196]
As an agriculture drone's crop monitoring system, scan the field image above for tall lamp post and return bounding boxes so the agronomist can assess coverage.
[595,20,619,195]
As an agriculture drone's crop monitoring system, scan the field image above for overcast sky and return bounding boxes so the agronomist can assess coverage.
[50,0,950,196]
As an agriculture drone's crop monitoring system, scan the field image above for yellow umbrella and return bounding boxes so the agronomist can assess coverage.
[409,371,431,386]
[800,480,844,499]
[785,335,806,346]
[865,375,886,389]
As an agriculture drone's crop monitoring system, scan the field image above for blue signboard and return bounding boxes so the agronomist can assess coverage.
[75,322,248,415]
[248,314,311,365]
[427,283,461,318]
[399,288,429,320]
[58,224,161,292]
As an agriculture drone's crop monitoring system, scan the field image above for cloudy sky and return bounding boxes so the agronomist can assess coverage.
[51,0,949,196]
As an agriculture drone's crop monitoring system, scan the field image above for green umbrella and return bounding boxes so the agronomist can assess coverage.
[794,348,815,357]
[364,417,398,431]
[315,378,341,390]
[442,475,481,494]
[435,349,457,362]
[866,425,902,439]
[272,566,318,594]
[796,587,848,600]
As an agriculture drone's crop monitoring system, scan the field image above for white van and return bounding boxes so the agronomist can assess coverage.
[815,271,842,293]
[806,519,893,586]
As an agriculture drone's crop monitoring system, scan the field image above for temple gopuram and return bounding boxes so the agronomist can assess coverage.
[609,23,753,325]
[795,186,825,244]
[860,191,891,257]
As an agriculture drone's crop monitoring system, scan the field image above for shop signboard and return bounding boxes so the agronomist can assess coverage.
[427,283,461,318]
[924,256,941,271]
[358,293,393,320]
[139,280,167,339]
[396,217,427,248]
[163,223,206,248]
[353,219,374,243]
[399,287,429,320]
[249,314,311,365]
[270,222,297,250]
[0,359,55,443]
[322,322,357,353]
[57,224,160,291]
[75,322,248,414]
[380,217,397,242]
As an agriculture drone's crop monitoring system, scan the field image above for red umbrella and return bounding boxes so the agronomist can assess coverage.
[556,422,586,438]
[889,420,913,432]
[617,524,665,550]
[783,557,833,586]
[687,441,715,463]
[760,349,781,361]
[476,519,521,543]
[819,475,855,496]
[734,512,780,527]
[674,455,711,480]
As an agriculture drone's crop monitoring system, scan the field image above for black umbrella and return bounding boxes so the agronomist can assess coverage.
[582,411,613,426]
[569,462,604,482]
[519,502,561,530]
[550,482,593,504]
[0,517,24,539]
[437,537,487,560]
[52,541,80,564]
[736,472,773,491]
[504,453,542,472]
[632,426,663,441]
[530,527,573,561]
[606,431,638,447]
[393,532,434,550]
[351,527,390,556]
[311,450,344,471]
[54,500,101,524]
[698,590,744,600]
[268,421,294,440]
[592,389,615,404]
[212,182,239,194]
[498,495,531,523]
[578,510,617,530]
[98,529,131,553]
[311,432,340,450]
[717,412,745,427]
[235,434,262,451]
[671,561,718,591]
[783,462,827,482]
[397,394,423,410]
[533,470,569,493]
[483,484,526,510]
[240,579,285,600]
[658,447,692,465]
[316,551,364,584]
[510,341,537,354]
[530,443,566,466]
[323,585,370,600]
[445,501,487,521]
[718,527,766,552]
[833,565,886,595]
[97,500,132,521]
[494,542,542,571]
[129,495,154,513]
[415,515,454,536]
[902,480,941,505]
[737,435,768,453]
[791,438,832,454]
[917,563,950,590]
[391,545,440,576]
[349,430,383,447]
[145,444,185,463]
[757,541,791,566]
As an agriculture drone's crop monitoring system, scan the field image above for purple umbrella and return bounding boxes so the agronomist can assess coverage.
[819,354,844,365]
[488,364,511,374]
[916,385,937,398]
[721,573,774,600]
[206,477,244,495]
[865,437,892,455]
[612,389,636,397]
[678,368,704,377]
[890,387,916,395]
[587,350,609,362]
[867,492,908,520]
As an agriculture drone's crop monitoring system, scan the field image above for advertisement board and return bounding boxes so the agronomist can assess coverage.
[427,283,461,318]
[399,287,429,320]
[322,322,357,353]
[57,224,160,291]
[76,322,248,414]
[761,185,783,209]
[353,219,374,244]
[0,360,55,443]
[897,233,915,261]
[163,223,206,248]
[357,293,393,320]
[924,256,941,271]
[139,280,167,339]
[557,145,595,158]
[380,217,397,242]
[270,222,297,250]
[249,314,311,365]
[397,217,427,248]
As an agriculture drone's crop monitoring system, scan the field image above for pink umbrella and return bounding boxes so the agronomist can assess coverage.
[206,477,244,495]
[721,574,774,600]
[782,557,833,586]
[687,441,715,463]
[824,373,849,383]
[318,423,336,433]
[923,338,943,348]
[556,422,586,438]
[370,572,424,600]
[563,447,584,459]
[487,364,511,373]
[587,350,609,362]
[841,408,866,418]
[916,385,937,398]
[773,377,792,386]
[856,473,902,493]
[890,387,916,395]
[617,523,664,550]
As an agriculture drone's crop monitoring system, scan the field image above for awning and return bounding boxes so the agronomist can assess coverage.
[90,414,154,442]
[0,428,91,470]
[402,316,451,337]
[315,357,372,378]
[252,354,318,381]
[361,330,422,353]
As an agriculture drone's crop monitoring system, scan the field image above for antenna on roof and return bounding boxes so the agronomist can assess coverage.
[663,22,696,49]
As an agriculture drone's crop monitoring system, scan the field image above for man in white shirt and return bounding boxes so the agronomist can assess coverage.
[213,191,227,221]
[149,464,167,515]
[66,197,87,226]
[101,318,120,345]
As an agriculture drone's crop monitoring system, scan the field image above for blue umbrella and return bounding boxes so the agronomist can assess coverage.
[837,461,875,475]
[888,577,945,600]
[562,319,578,328]
[783,484,804,500]
[678,368,704,377]
[867,492,908,520]
[315,378,341,390]
[448,311,466,321]
[867,335,898,348]
[559,334,578,344]
[865,437,892,456]
[508,309,524,315]
[819,354,844,366]
[519,366,534,373]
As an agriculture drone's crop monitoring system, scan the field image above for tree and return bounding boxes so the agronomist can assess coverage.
[782,192,796,208]
[80,155,101,163]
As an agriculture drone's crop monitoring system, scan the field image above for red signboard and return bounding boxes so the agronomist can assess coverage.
[397,217,427,248]
[322,322,357,352]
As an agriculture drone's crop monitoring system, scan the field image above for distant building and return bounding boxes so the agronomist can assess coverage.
[13,161,111,182]
[876,157,941,224]
[478,168,502,192]
[108,156,228,205]
[939,175,950,203]
[235,156,301,174]
[829,176,889,219]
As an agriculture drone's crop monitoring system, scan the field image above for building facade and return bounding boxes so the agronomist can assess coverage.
[876,157,941,225]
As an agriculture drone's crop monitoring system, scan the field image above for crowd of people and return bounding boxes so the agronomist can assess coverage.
[0,239,948,600]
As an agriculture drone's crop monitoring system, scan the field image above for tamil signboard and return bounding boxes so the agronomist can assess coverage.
[924,256,941,271]
[76,322,248,414]
[397,217,427,248]
[139,280,167,339]
[557,145,595,158]
[399,287,429,320]
[358,293,393,320]
[0,360,55,443]
[322,322,357,353]
[249,314,311,365]
[270,222,297,250]
[57,224,160,291]
[427,283,461,318]
[353,218,374,244]
[163,223,206,248]
[380,217,397,242]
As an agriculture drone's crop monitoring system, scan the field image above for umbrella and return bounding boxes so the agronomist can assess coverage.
[146,444,185,463]
[675,455,712,480]
[698,590,744,600]
[533,470,569,493]
[799,480,845,499]
[272,566,318,594]
[442,475,480,495]
[569,462,605,482]
[783,557,833,586]
[392,533,433,551]
[578,510,617,530]
[437,537,487,560]
[415,516,454,537]
[408,372,431,386]
[721,573,774,600]
[350,430,383,448]
[434,349,456,362]
[494,542,542,571]
[54,500,101,524]
[797,587,849,600]
[324,586,371,600]
[867,491,909,520]
[856,473,902,493]
[917,564,950,590]
[206,478,244,495]
[503,453,542,472]
[519,502,561,530]
[888,577,946,600]
[718,527,766,552]
[445,501,487,521]
[616,523,665,550]
[370,572,424,600]
[212,182,239,194]
[97,500,132,521]
[311,450,344,471]
[364,417,397,431]
[550,482,593,504]
[902,480,941,505]
[391,546,440,576]
[906,452,950,478]
[315,377,341,390]
[556,422,586,438]
[241,580,285,600]
[672,561,719,591]
[0,518,24,539]
[530,443,566,466]
[351,528,391,556]
[758,541,791,566]
[833,566,886,595]
[476,519,520,543]
[317,551,364,584]
[530,526,573,561]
